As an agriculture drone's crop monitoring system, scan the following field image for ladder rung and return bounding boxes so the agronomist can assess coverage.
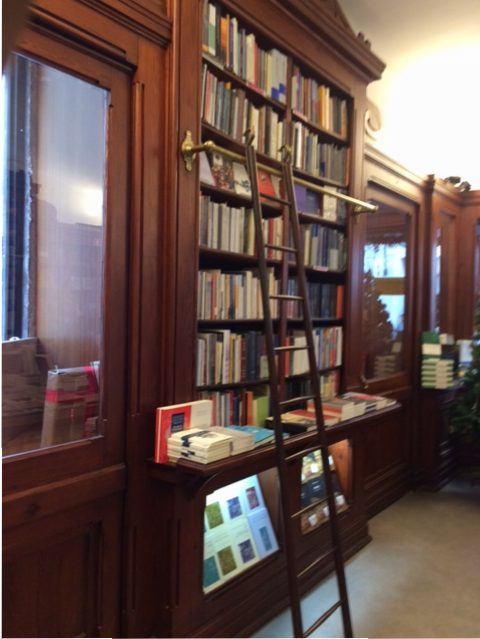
[298,211,325,225]
[270,294,303,301]
[260,193,291,206]
[265,243,298,254]
[291,496,328,519]
[296,547,334,580]
[285,444,324,464]
[279,395,314,407]
[274,345,308,353]
[303,601,342,638]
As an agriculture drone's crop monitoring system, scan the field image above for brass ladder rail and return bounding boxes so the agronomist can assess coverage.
[244,134,353,638]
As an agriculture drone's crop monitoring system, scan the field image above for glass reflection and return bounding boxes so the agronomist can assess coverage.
[2,54,108,455]
[362,208,409,379]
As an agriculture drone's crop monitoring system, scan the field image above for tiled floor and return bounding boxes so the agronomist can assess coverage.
[252,479,480,638]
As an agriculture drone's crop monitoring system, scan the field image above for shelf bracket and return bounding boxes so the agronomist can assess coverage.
[181,129,215,172]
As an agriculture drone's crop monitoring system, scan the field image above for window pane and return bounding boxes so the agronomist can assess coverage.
[2,54,108,455]
[362,207,409,379]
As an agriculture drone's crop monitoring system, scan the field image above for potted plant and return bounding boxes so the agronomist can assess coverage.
[450,301,480,478]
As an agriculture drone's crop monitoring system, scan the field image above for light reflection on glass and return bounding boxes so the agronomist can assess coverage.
[2,53,108,456]
[362,209,409,379]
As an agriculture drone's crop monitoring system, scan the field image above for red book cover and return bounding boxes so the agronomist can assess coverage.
[154,400,213,464]
[257,168,276,197]
[336,285,344,319]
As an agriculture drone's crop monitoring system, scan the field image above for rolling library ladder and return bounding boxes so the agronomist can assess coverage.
[245,132,352,638]
[182,129,377,637]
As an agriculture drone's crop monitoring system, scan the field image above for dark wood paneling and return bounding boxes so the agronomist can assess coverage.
[3,493,124,638]
[416,387,458,490]
[456,191,480,338]
[363,405,411,517]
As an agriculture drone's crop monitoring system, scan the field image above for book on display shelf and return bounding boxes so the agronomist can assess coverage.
[154,399,213,464]
[203,474,279,593]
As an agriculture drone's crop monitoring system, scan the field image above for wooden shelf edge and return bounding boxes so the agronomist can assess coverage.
[147,403,401,485]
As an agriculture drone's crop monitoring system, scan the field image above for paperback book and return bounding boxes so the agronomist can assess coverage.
[154,399,213,464]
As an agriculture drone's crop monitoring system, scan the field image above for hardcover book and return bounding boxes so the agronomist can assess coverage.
[199,151,215,185]
[210,151,235,190]
[257,168,276,197]
[232,161,252,196]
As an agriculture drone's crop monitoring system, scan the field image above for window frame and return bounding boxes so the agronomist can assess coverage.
[355,184,416,395]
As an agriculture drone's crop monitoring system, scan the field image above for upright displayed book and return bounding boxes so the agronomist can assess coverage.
[154,399,213,464]
[203,475,279,593]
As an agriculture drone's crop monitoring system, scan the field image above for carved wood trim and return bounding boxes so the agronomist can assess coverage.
[78,0,172,46]
[129,81,145,413]
[272,0,385,81]
[30,5,131,65]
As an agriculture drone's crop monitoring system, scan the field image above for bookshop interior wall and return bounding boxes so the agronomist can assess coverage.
[2,0,480,637]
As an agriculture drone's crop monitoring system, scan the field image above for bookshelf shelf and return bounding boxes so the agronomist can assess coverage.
[298,212,346,231]
[149,406,401,484]
[201,122,284,171]
[152,1,386,636]
[197,378,270,391]
[293,166,349,190]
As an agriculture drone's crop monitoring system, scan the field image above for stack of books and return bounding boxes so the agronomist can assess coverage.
[318,397,357,421]
[167,427,233,464]
[221,426,255,453]
[226,425,275,447]
[373,353,399,377]
[421,359,455,389]
[421,331,455,389]
[341,391,396,411]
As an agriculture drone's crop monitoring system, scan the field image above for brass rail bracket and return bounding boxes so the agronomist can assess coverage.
[181,130,215,172]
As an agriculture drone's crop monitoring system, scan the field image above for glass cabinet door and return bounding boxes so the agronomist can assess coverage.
[2,53,108,455]
[361,193,414,384]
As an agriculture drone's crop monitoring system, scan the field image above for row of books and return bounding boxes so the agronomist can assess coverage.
[203,475,279,593]
[199,195,283,259]
[285,370,340,405]
[301,224,347,271]
[198,370,340,427]
[201,151,282,199]
[197,268,279,320]
[293,121,349,183]
[202,1,288,103]
[202,67,285,158]
[284,327,343,375]
[284,279,344,320]
[197,330,267,386]
[294,183,347,224]
[276,391,397,434]
[197,323,343,387]
[199,192,346,272]
[291,64,348,138]
[198,387,270,427]
[201,149,348,228]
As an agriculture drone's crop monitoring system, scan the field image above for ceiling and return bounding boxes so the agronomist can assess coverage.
[339,0,480,188]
